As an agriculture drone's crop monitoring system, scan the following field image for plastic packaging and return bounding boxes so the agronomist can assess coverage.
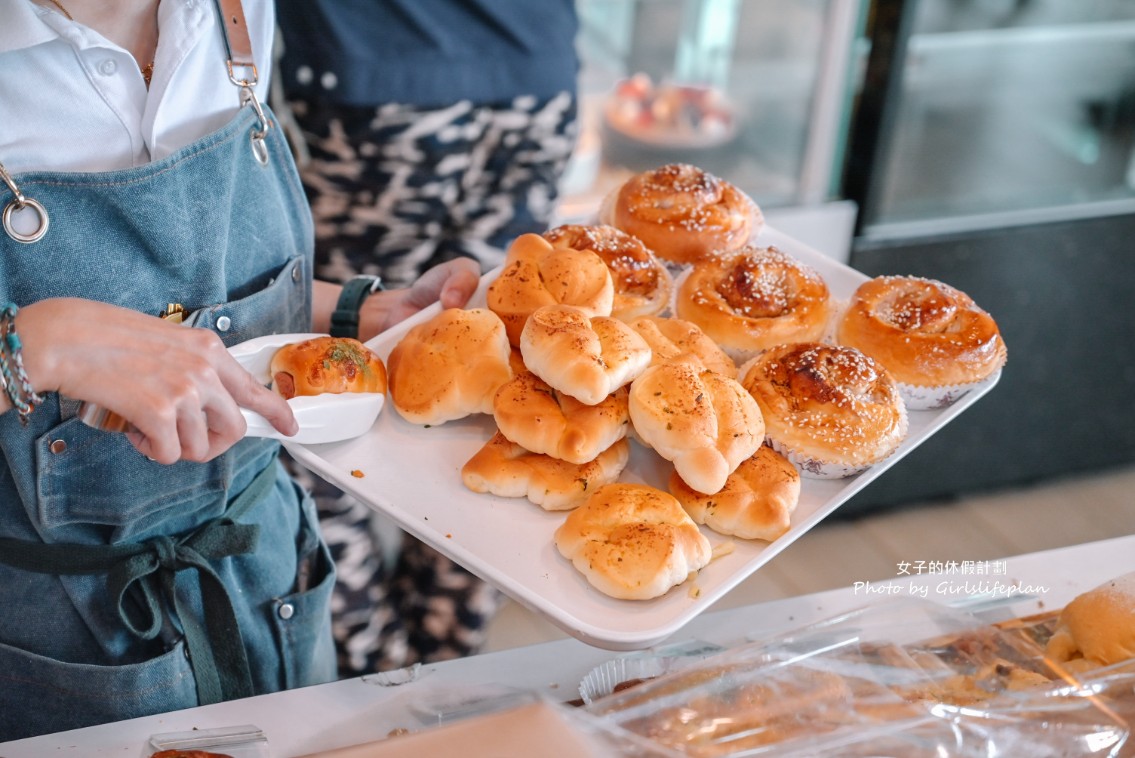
[583,598,1130,756]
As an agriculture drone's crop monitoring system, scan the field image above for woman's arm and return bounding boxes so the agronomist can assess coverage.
[11,299,297,464]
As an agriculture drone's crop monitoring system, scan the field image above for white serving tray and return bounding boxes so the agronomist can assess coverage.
[285,227,1000,651]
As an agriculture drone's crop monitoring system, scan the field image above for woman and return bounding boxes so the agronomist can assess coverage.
[0,0,478,741]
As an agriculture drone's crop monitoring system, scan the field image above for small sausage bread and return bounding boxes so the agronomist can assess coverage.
[270,336,386,399]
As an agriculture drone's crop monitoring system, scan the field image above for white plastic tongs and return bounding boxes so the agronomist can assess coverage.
[78,332,385,446]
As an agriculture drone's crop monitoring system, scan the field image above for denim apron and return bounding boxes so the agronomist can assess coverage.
[0,63,336,740]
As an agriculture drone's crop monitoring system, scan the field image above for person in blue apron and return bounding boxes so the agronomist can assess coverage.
[0,0,478,741]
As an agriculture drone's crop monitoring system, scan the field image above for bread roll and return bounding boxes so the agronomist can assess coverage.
[493,370,630,464]
[741,343,907,478]
[270,336,387,399]
[520,304,652,406]
[629,358,764,495]
[627,315,736,378]
[836,275,1007,408]
[542,224,673,320]
[669,445,800,541]
[675,245,834,360]
[599,163,761,266]
[554,483,712,600]
[462,431,629,511]
[486,233,615,346]
[386,308,513,425]
[1046,572,1135,668]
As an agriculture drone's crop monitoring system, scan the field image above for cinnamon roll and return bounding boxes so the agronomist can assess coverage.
[675,245,835,361]
[740,343,907,479]
[486,233,614,346]
[836,276,1007,409]
[599,163,761,267]
[542,224,673,320]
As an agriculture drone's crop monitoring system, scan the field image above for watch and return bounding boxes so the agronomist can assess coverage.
[330,274,384,339]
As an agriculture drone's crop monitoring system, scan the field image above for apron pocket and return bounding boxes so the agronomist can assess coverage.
[272,482,336,690]
[36,416,228,531]
[35,426,276,536]
[189,255,310,347]
[0,637,197,741]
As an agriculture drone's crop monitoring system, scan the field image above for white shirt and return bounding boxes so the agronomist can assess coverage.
[0,0,275,174]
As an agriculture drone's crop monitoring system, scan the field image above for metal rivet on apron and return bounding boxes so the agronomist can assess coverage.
[277,602,295,620]
[216,315,231,332]
[49,439,67,454]
[291,263,302,282]
[183,644,191,661]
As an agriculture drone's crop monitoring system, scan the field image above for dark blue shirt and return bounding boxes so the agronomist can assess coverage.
[276,0,579,108]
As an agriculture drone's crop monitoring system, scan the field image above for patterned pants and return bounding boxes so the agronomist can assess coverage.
[286,93,578,677]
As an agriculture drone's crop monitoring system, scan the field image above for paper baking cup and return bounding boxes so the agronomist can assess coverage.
[579,640,725,705]
[579,655,673,705]
[766,400,909,480]
[822,298,848,345]
[898,379,981,411]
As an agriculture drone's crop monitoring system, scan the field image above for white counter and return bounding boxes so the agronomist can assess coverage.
[3,534,1131,757]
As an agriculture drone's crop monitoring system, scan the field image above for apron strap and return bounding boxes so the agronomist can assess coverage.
[0,454,279,706]
[214,0,257,87]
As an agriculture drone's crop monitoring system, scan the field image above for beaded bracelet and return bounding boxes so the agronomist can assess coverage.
[0,304,45,425]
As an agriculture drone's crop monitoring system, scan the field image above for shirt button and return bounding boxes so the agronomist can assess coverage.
[320,71,338,90]
[295,66,313,85]
[49,439,67,454]
[278,602,295,620]
[216,315,231,332]
[98,59,118,76]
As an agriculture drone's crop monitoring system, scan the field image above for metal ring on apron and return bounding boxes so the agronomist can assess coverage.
[0,161,49,244]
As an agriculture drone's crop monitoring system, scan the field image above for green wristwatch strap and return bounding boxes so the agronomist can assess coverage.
[330,275,383,339]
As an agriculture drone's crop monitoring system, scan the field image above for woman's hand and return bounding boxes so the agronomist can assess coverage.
[15,299,297,464]
[357,258,481,340]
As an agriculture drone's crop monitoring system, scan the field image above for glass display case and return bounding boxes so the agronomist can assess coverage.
[854,0,1135,239]
[560,0,866,232]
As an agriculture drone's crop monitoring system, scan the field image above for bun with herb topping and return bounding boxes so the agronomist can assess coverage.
[270,336,387,399]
